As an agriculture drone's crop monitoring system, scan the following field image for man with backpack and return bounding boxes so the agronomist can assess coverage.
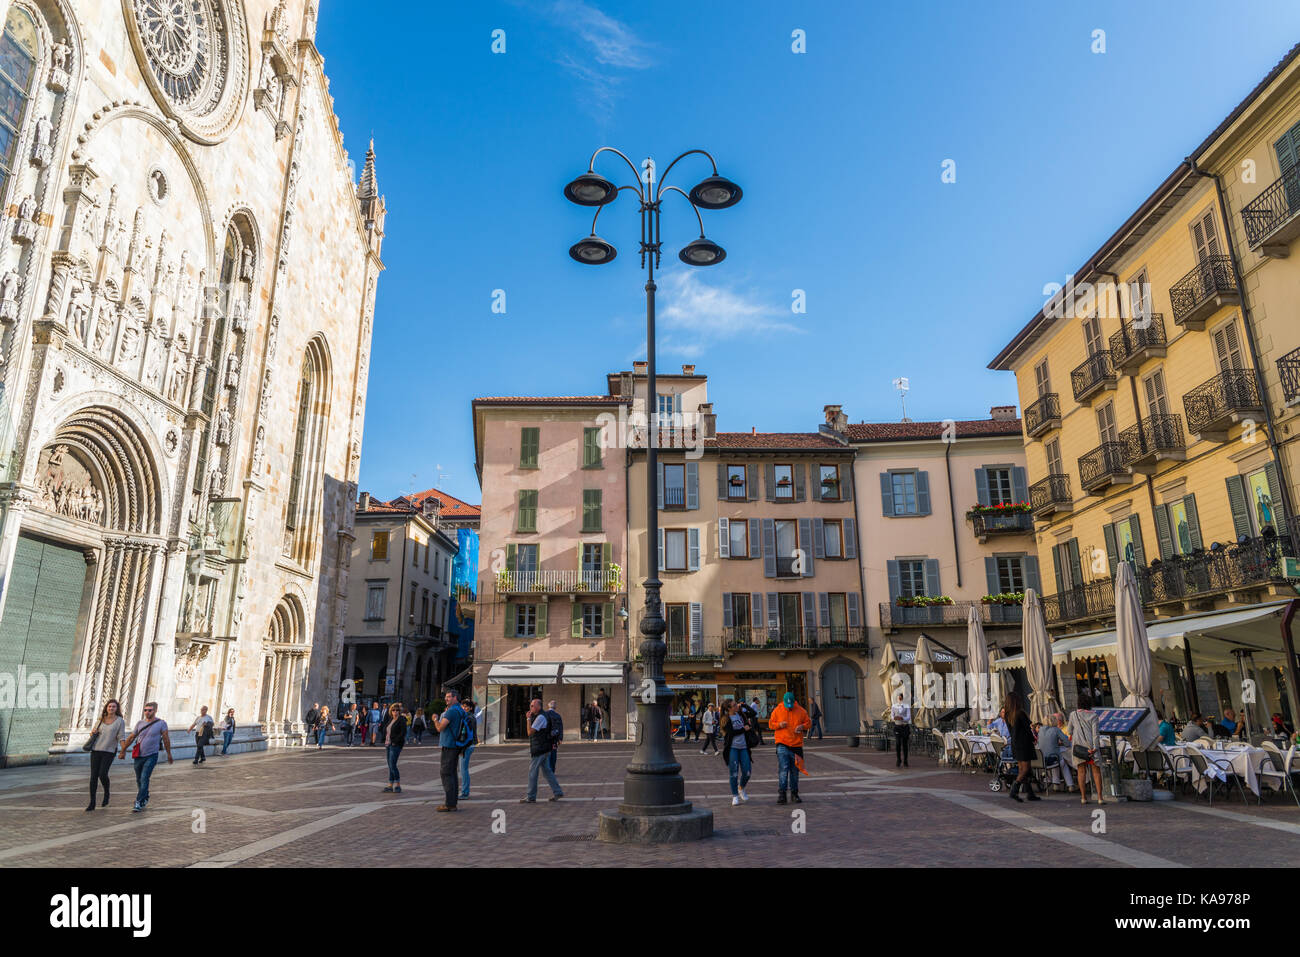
[433,690,470,812]
[545,699,563,772]
[521,698,563,803]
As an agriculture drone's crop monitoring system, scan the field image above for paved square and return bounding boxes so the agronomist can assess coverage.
[2,738,1298,867]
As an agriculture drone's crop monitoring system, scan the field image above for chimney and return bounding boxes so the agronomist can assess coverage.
[359,491,371,511]
[823,404,847,432]
[990,405,1017,422]
[422,496,439,519]
[699,402,716,438]
[633,361,647,375]
[751,426,756,435]
[681,364,695,375]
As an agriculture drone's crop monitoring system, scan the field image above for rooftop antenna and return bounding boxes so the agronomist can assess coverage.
[892,377,912,423]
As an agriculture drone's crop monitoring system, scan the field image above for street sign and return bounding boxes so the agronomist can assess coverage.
[384,674,395,693]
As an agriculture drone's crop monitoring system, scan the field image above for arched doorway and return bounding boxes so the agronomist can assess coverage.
[259,594,310,739]
[821,660,861,734]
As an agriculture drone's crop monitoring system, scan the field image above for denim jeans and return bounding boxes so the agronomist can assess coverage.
[221,730,234,754]
[548,748,557,773]
[133,752,159,806]
[777,744,800,793]
[439,745,460,807]
[386,744,402,783]
[343,725,354,746]
[316,729,328,748]
[459,744,475,796]
[728,747,752,796]
[810,717,823,739]
[527,752,563,800]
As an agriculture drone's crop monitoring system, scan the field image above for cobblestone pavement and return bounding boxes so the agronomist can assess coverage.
[2,737,1298,867]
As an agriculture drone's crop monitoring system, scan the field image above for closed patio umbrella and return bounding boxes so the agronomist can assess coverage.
[877,638,900,720]
[1114,561,1161,749]
[966,605,996,720]
[1023,587,1062,724]
[913,635,935,729]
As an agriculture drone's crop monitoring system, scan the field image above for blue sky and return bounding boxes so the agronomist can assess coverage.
[316,0,1300,507]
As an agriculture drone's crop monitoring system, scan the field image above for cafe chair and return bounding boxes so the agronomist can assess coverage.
[1259,746,1300,808]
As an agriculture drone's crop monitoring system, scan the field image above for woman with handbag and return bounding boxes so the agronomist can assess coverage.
[721,700,754,806]
[85,699,127,811]
[1067,690,1105,806]
[1006,691,1041,803]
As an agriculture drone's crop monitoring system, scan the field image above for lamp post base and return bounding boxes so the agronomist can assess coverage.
[596,805,714,844]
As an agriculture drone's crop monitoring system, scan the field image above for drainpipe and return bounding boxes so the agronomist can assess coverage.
[1190,160,1299,528]
[850,454,869,657]
[944,440,961,588]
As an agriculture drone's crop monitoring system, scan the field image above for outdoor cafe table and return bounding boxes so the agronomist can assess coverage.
[1162,744,1275,796]
[944,732,998,757]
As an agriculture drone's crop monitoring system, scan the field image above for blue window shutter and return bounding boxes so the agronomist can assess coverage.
[813,517,826,559]
[657,462,664,510]
[842,468,854,503]
[1024,555,1041,594]
[985,557,999,595]
[716,463,727,499]
[688,527,700,571]
[847,592,860,627]
[751,593,764,636]
[843,518,857,560]
[917,471,932,515]
[766,592,779,632]
[685,461,699,510]
[746,464,758,501]
[975,468,990,507]
[658,528,665,573]
[1225,475,1251,540]
[722,593,733,628]
[880,472,894,516]
[794,464,806,502]
[818,592,830,627]
[1183,494,1204,551]
[748,518,760,559]
[1011,466,1028,504]
[762,518,776,577]
[765,464,776,502]
[924,558,940,596]
[798,517,815,577]
[802,592,817,638]
[887,560,901,602]
[718,517,730,558]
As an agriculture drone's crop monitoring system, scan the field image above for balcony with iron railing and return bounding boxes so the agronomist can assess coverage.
[724,625,869,651]
[1023,393,1061,438]
[1029,474,1072,517]
[1078,441,1131,494]
[1169,256,1239,330]
[1242,165,1300,255]
[1109,313,1167,373]
[1182,369,1263,441]
[879,600,1023,630]
[1043,579,1118,626]
[1120,413,1186,473]
[494,568,622,594]
[1279,346,1300,408]
[969,509,1035,542]
[662,486,686,509]
[665,633,725,661]
[1071,350,1118,402]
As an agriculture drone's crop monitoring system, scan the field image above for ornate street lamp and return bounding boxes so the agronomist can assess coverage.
[564,146,741,843]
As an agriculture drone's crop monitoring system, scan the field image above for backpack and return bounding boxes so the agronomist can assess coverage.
[547,709,564,743]
[451,707,472,748]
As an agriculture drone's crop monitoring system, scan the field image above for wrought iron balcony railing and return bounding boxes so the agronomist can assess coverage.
[1029,474,1072,517]
[662,486,686,508]
[1169,256,1238,329]
[1071,350,1118,402]
[494,569,622,594]
[1120,413,1186,471]
[1043,579,1118,625]
[1078,441,1130,493]
[665,633,725,660]
[1182,369,1263,439]
[1109,313,1167,373]
[970,510,1034,540]
[1279,346,1300,407]
[1242,164,1300,251]
[723,625,869,651]
[1023,393,1061,438]
[879,601,1023,630]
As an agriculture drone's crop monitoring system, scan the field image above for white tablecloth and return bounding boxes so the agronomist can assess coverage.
[1163,744,1274,796]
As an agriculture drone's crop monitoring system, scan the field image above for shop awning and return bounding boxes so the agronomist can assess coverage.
[442,665,473,687]
[487,662,563,685]
[561,662,625,684]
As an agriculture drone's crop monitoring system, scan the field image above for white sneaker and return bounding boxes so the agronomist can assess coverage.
[731,796,741,806]
[738,788,749,802]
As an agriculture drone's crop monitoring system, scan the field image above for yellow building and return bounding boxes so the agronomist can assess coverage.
[990,45,1300,730]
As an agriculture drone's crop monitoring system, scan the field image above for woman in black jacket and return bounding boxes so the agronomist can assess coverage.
[720,701,754,805]
[382,704,408,793]
[1006,691,1041,803]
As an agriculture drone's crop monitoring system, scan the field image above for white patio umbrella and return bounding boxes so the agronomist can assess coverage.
[966,605,995,721]
[877,638,900,720]
[1022,588,1062,724]
[913,635,935,728]
[1114,561,1161,749]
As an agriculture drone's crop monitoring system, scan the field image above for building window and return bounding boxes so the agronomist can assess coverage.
[663,463,686,509]
[1082,316,1103,356]
[1096,401,1118,445]
[514,604,537,638]
[582,543,604,583]
[730,593,750,636]
[986,468,1013,506]
[664,529,687,571]
[996,557,1025,593]
[828,593,848,639]
[775,519,797,576]
[425,545,431,573]
[1128,267,1153,319]
[773,464,794,500]
[1045,438,1063,477]
[284,338,331,562]
[727,464,746,499]
[519,428,540,469]
[823,519,843,558]
[370,531,389,561]
[819,464,840,501]
[517,489,538,532]
[778,593,801,643]
[364,584,385,621]
[891,471,918,515]
[582,488,602,532]
[729,519,748,558]
[421,592,429,628]
[582,602,603,638]
[412,538,420,567]
[583,427,602,468]
[897,559,926,598]
[656,393,679,424]
[0,8,38,203]
[1033,358,1051,397]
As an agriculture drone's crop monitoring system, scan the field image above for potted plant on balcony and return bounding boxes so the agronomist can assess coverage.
[494,569,509,591]
[729,475,745,488]
[966,502,1032,519]
[980,592,1024,606]
[776,476,792,488]
[896,595,953,607]
[606,561,623,591]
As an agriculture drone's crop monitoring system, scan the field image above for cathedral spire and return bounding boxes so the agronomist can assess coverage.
[358,138,378,199]
[357,138,386,258]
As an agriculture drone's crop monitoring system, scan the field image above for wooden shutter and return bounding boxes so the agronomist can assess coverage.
[802,592,817,638]
[1103,523,1119,578]
[916,471,932,515]
[505,602,516,636]
[880,472,894,516]
[1275,120,1300,173]
[843,518,857,560]
[685,461,699,510]
[1144,369,1169,416]
[794,464,806,502]
[520,428,538,468]
[751,593,764,637]
[1264,462,1289,528]
[1192,208,1219,262]
[536,601,547,636]
[1212,321,1245,372]
[571,602,582,638]
[812,517,826,559]
[1153,504,1174,560]
[690,602,702,654]
[746,464,759,501]
[744,518,758,559]
[765,464,776,502]
[766,592,779,632]
[722,593,733,628]
[602,541,611,568]
[656,462,665,510]
[818,592,831,627]
[847,592,861,628]
[718,517,730,558]
[1068,539,1083,590]
[1024,556,1041,594]
[716,463,727,499]
[506,543,517,573]
[975,468,990,507]
[842,467,854,503]
[1225,475,1252,539]
[1011,466,1028,504]
[761,519,776,577]
[985,556,1000,595]
[603,602,613,636]
[1183,494,1204,551]
[923,558,940,597]
[798,517,815,577]
[688,527,700,571]
[1034,359,1051,397]
[1128,515,1147,568]
[658,528,665,572]
[886,560,902,602]
[1052,544,1064,595]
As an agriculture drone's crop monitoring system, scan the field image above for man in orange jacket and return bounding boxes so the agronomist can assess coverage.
[769,692,811,805]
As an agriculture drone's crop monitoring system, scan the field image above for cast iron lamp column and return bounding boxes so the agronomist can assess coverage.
[565,147,740,843]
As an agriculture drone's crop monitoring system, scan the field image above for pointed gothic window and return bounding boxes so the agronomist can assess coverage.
[284,336,331,561]
[0,8,39,204]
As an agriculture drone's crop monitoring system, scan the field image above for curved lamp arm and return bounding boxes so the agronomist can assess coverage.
[588,146,647,200]
[587,185,643,234]
[661,186,705,237]
[656,149,719,201]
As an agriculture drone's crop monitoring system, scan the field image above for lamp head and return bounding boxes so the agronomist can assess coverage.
[564,171,618,207]
[569,235,617,265]
[678,237,726,267]
[688,174,742,210]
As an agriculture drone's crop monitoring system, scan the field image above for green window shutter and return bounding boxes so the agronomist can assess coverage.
[517,490,538,532]
[571,603,582,638]
[601,541,611,569]
[1183,494,1204,551]
[603,602,613,637]
[583,488,602,532]
[1225,475,1252,540]
[506,544,517,574]
[1263,462,1289,530]
[1052,544,1064,595]
[1103,523,1119,578]
[1128,514,1147,568]
[536,601,547,636]
[505,602,516,636]
[520,428,539,469]
[1153,505,1174,561]
[583,427,602,468]
[1275,121,1300,173]
[1067,539,1083,588]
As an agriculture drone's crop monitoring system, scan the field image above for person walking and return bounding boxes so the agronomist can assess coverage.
[432,691,469,811]
[368,701,383,745]
[722,700,753,806]
[356,702,369,745]
[342,705,357,747]
[808,698,824,740]
[220,709,236,755]
[119,702,173,812]
[700,702,719,754]
[769,692,810,805]
[85,699,127,811]
[314,706,333,749]
[382,703,407,793]
[1068,690,1105,806]
[1005,691,1041,803]
[545,699,563,773]
[891,692,912,767]
[690,701,701,741]
[459,698,478,799]
[747,698,766,745]
[411,708,427,745]
[521,698,563,803]
[597,689,611,739]
[304,702,320,743]
[188,705,214,765]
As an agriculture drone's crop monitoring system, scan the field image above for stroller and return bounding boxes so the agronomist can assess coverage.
[989,743,1018,791]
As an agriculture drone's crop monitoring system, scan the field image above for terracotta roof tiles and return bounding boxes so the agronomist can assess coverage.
[844,418,1023,442]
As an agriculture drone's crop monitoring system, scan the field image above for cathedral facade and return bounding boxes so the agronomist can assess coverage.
[0,0,385,764]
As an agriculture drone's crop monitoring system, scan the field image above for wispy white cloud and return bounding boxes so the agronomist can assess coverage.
[650,269,803,358]
[537,1,653,121]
